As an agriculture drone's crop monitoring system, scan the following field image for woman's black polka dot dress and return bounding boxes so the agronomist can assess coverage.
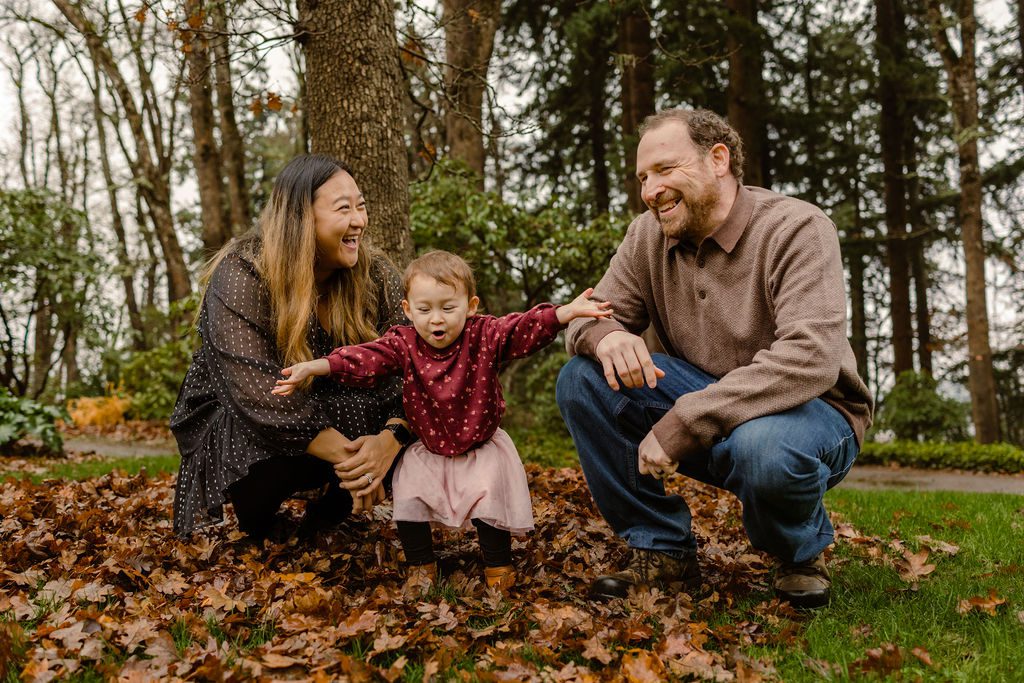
[170,251,405,535]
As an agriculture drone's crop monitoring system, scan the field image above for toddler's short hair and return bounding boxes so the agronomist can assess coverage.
[403,250,477,299]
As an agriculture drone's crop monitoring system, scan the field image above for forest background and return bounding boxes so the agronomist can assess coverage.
[1,0,1023,452]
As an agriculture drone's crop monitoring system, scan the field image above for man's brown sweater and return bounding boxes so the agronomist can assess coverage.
[566,185,873,461]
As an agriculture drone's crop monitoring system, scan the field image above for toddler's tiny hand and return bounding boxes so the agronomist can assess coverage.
[557,287,614,324]
[272,365,308,396]
[272,358,330,396]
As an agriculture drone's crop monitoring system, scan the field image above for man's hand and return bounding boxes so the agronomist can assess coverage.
[594,330,665,390]
[638,431,678,480]
[556,287,614,324]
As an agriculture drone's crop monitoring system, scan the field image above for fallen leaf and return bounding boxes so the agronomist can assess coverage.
[200,585,246,613]
[915,535,959,555]
[911,646,935,668]
[957,589,1007,616]
[896,550,936,583]
[581,635,613,665]
[262,653,302,668]
[850,642,903,676]
[620,649,664,682]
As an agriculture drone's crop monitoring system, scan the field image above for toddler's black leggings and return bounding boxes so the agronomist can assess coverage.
[397,519,512,567]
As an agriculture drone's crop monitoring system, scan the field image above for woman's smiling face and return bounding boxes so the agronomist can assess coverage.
[312,170,366,274]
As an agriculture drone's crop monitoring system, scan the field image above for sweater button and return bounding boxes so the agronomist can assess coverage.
[698,290,707,300]
[697,257,705,268]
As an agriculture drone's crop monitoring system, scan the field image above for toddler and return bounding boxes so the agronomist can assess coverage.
[273,250,612,592]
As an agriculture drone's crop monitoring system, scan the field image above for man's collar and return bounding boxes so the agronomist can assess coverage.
[665,185,754,254]
[709,184,754,253]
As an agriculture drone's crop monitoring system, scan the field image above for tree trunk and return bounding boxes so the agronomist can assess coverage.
[848,175,870,385]
[801,3,819,203]
[725,0,767,188]
[910,236,933,375]
[210,0,251,236]
[926,0,1001,442]
[588,59,610,215]
[7,45,33,187]
[87,59,147,349]
[184,0,229,254]
[52,0,192,303]
[301,0,413,265]
[618,0,655,215]
[442,0,501,187]
[29,286,54,399]
[875,0,914,375]
[1018,0,1024,94]
[905,122,933,375]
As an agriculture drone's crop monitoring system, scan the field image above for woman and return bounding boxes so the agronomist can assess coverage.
[171,154,413,538]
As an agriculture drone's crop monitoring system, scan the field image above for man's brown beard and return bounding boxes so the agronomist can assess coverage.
[660,180,720,242]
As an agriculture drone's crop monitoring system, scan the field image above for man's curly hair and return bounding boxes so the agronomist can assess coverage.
[638,108,745,182]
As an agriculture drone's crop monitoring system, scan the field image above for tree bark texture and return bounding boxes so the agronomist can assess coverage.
[618,0,655,215]
[847,170,870,385]
[1018,0,1024,94]
[442,0,501,187]
[905,124,933,375]
[588,57,611,215]
[926,0,1001,443]
[875,0,914,375]
[29,287,54,399]
[725,0,768,188]
[210,0,252,236]
[88,59,146,349]
[184,0,229,254]
[301,0,413,265]
[52,0,192,303]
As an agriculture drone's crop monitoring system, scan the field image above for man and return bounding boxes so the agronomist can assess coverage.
[556,108,872,609]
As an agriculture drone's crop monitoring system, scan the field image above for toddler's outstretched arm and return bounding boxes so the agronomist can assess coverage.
[556,288,614,325]
[272,358,331,396]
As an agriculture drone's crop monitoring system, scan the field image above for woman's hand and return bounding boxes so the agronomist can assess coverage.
[333,429,402,504]
[272,358,331,396]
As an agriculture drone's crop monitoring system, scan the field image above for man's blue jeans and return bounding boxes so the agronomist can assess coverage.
[556,354,858,563]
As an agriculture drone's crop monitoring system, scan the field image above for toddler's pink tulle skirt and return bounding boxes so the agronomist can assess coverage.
[391,428,534,535]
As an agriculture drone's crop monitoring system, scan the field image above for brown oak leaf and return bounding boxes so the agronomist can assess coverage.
[956,589,1007,616]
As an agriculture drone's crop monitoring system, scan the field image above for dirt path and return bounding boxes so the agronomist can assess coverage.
[64,436,178,459]
[63,435,1024,495]
[841,464,1024,495]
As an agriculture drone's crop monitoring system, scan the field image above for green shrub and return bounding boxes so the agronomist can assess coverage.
[119,337,194,420]
[858,440,1024,473]
[117,296,198,421]
[873,371,969,442]
[0,388,68,455]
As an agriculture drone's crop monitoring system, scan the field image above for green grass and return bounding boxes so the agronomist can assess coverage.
[505,426,578,468]
[759,488,1024,681]
[0,454,179,483]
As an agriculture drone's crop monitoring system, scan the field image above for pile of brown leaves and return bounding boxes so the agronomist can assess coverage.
[1,466,820,681]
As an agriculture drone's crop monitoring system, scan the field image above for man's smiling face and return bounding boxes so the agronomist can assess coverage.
[636,120,722,243]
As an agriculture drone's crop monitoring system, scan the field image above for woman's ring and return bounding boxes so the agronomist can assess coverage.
[364,473,374,485]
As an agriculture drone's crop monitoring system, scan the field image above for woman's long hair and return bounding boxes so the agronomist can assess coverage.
[199,154,381,368]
